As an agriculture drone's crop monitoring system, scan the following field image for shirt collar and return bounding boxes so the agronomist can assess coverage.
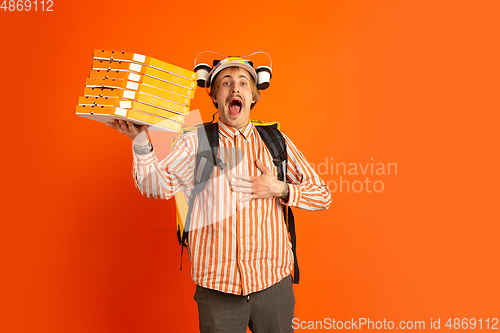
[218,119,254,141]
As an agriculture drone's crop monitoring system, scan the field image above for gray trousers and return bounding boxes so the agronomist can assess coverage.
[194,275,295,333]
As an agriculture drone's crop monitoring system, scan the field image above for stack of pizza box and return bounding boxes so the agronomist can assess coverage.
[75,49,197,132]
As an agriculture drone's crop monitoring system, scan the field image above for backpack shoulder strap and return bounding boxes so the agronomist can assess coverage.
[184,122,222,228]
[179,123,225,267]
[255,125,300,284]
[193,123,226,186]
[198,122,220,162]
[255,125,287,181]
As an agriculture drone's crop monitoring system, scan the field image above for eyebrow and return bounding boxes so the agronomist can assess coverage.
[222,74,250,80]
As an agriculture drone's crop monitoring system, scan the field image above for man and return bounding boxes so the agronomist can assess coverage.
[107,56,331,332]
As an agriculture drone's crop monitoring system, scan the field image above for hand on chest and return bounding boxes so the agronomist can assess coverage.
[218,135,278,181]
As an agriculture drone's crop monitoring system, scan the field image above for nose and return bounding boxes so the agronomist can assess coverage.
[231,84,239,94]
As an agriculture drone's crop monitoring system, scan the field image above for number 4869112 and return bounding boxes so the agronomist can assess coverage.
[1,0,54,11]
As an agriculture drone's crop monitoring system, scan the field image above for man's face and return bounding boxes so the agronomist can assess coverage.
[213,67,255,130]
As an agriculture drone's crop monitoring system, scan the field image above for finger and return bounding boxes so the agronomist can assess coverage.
[120,120,133,133]
[239,195,255,202]
[106,122,117,130]
[232,186,254,193]
[256,160,272,175]
[127,121,137,133]
[111,119,125,132]
[117,119,127,131]
[230,180,252,187]
[233,174,253,182]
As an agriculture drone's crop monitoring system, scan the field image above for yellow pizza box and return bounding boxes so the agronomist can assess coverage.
[92,49,197,81]
[84,80,192,106]
[78,96,186,121]
[83,88,190,113]
[87,70,195,98]
[78,94,188,116]
[92,60,197,90]
[75,105,181,132]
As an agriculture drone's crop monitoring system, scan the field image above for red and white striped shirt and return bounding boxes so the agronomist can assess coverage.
[133,120,331,295]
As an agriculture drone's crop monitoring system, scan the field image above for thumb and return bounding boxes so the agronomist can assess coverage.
[256,160,271,174]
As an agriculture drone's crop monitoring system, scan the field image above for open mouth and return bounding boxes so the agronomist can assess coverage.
[228,97,242,116]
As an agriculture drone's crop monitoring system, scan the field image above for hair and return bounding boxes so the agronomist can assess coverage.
[209,67,261,110]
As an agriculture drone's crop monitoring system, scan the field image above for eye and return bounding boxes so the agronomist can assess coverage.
[223,81,230,86]
[241,82,247,86]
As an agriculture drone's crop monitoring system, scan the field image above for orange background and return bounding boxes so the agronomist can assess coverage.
[1,0,499,332]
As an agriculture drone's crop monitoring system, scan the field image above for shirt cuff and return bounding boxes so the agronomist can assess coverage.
[280,183,301,207]
[132,143,155,162]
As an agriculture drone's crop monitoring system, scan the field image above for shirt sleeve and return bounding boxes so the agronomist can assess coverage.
[132,132,196,200]
[280,133,332,210]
